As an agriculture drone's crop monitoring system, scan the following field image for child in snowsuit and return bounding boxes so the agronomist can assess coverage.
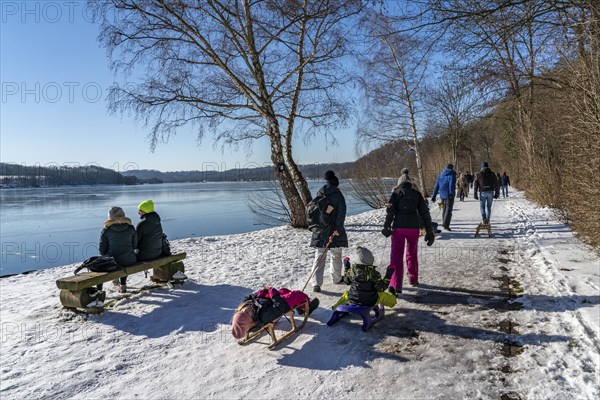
[231,287,318,339]
[330,246,397,310]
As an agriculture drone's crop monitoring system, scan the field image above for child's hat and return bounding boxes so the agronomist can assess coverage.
[354,245,374,265]
[231,305,255,339]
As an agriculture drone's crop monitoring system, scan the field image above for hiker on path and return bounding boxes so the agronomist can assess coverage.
[382,169,435,294]
[136,200,165,261]
[99,206,137,293]
[231,287,317,339]
[431,163,457,231]
[457,172,469,201]
[473,162,500,224]
[309,170,348,293]
[501,171,511,198]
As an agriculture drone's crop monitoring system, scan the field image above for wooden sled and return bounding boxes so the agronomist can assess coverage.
[238,300,310,350]
[327,304,385,331]
[475,222,493,237]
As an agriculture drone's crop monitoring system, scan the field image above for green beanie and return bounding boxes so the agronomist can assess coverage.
[138,200,154,213]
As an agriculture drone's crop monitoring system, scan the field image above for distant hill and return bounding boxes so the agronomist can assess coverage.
[122,162,355,182]
[0,163,138,187]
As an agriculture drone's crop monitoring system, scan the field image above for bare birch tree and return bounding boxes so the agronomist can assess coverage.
[91,0,361,227]
[355,10,430,196]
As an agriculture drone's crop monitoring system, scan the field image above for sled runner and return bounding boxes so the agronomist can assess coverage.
[327,304,385,331]
[475,222,493,237]
[238,300,314,350]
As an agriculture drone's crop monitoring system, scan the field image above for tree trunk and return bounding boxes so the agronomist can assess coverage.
[267,119,308,228]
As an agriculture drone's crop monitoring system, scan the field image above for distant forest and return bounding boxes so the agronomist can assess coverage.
[0,162,355,187]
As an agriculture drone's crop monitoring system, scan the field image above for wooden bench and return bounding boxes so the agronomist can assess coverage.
[56,252,187,310]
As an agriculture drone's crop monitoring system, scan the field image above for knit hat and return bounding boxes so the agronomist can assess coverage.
[446,163,454,170]
[481,161,489,169]
[138,200,154,213]
[397,168,411,185]
[231,305,255,339]
[354,245,374,265]
[324,170,339,187]
[108,206,125,219]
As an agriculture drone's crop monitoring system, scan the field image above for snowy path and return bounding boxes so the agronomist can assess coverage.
[1,191,598,399]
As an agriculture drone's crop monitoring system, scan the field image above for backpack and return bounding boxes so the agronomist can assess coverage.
[74,256,121,275]
[161,233,172,256]
[305,194,335,233]
[479,170,497,192]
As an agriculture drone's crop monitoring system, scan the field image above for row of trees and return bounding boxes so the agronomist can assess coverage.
[92,1,599,247]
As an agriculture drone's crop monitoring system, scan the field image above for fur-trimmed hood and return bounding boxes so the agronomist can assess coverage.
[104,217,133,229]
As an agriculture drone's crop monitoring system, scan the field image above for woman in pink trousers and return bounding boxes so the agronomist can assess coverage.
[381,169,435,295]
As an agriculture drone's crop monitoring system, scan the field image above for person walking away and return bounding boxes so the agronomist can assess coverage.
[473,162,500,224]
[501,171,511,197]
[99,206,137,293]
[457,172,468,201]
[136,200,165,261]
[431,163,457,231]
[382,169,435,294]
[309,170,348,293]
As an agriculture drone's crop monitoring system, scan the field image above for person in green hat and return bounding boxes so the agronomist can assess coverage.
[136,199,165,261]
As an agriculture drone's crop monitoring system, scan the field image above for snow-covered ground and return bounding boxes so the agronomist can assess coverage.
[1,190,599,399]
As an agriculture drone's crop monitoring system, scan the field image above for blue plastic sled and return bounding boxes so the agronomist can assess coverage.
[327,304,385,331]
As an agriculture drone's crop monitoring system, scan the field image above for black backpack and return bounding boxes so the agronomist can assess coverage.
[74,256,121,275]
[306,194,335,233]
[161,233,172,256]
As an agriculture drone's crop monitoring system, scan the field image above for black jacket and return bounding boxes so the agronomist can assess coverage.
[384,182,432,230]
[344,264,389,306]
[310,184,348,248]
[474,168,500,196]
[99,217,137,267]
[245,294,292,329]
[136,212,164,261]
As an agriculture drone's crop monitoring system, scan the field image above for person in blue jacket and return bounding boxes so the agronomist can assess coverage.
[431,163,457,231]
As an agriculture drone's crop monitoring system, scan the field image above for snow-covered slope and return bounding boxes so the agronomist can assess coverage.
[1,191,598,399]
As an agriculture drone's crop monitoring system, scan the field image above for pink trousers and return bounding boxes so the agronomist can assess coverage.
[389,228,420,291]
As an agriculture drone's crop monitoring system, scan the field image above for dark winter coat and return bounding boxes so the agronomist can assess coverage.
[384,182,433,230]
[343,264,389,307]
[136,212,164,261]
[501,174,511,186]
[246,294,292,329]
[310,184,348,248]
[474,168,500,197]
[431,167,457,200]
[99,217,137,267]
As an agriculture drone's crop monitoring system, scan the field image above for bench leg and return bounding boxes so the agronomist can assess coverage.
[59,288,106,309]
[152,261,185,282]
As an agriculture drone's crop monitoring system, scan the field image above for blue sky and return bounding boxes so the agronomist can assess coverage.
[0,1,357,173]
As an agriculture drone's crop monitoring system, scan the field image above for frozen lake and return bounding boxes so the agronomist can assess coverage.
[0,181,372,275]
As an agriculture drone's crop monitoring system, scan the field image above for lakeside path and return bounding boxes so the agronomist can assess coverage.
[1,191,598,399]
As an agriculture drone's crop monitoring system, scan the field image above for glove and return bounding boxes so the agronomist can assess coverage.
[424,230,435,247]
[474,194,478,200]
[381,228,392,238]
[431,196,436,203]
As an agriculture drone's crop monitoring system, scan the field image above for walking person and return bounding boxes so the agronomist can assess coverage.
[501,171,511,198]
[431,163,457,231]
[457,172,469,201]
[309,170,348,293]
[99,206,137,293]
[136,199,165,261]
[473,162,500,224]
[382,169,435,295]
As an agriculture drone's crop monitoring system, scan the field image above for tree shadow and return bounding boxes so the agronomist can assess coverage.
[94,281,252,338]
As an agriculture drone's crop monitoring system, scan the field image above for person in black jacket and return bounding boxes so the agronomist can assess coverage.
[136,199,165,261]
[382,169,434,295]
[473,162,501,224]
[309,170,348,293]
[99,206,137,292]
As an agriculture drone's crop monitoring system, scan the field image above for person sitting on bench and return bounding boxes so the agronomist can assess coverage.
[136,199,165,261]
[99,206,137,293]
[330,246,397,310]
[231,287,318,339]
